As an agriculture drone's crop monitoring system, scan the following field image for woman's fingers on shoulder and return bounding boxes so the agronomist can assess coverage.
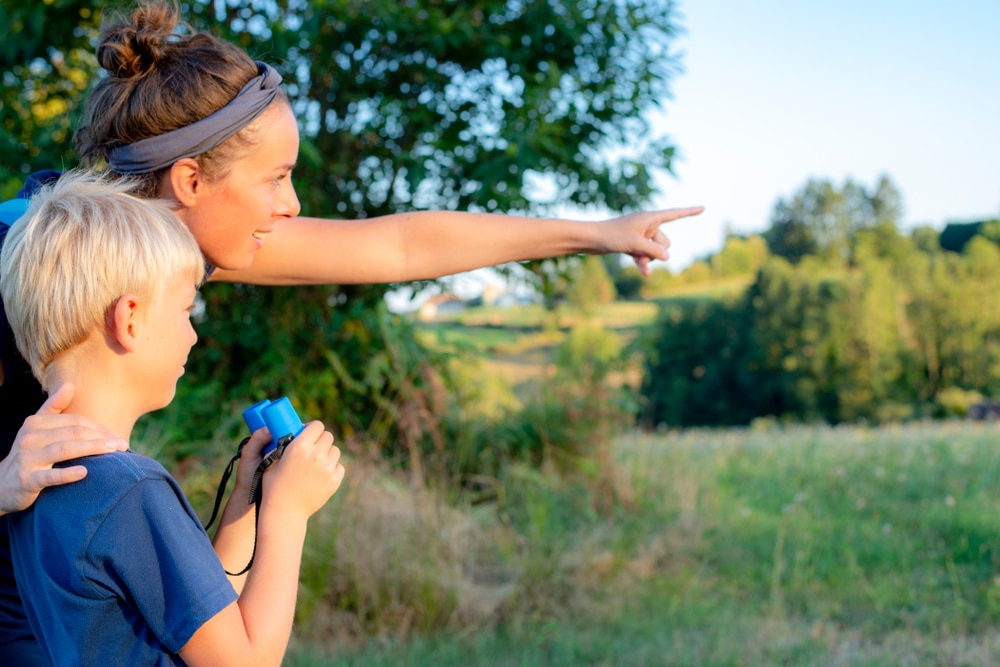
[24,411,108,433]
[48,436,128,461]
[33,465,89,490]
[18,437,123,471]
[18,417,126,454]
[36,382,75,415]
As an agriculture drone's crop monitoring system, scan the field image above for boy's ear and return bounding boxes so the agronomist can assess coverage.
[165,158,204,208]
[109,295,142,353]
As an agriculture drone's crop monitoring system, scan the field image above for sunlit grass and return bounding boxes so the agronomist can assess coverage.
[279,419,1000,666]
[414,281,753,399]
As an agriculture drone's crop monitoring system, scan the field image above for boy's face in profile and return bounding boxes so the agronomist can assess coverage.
[130,274,199,412]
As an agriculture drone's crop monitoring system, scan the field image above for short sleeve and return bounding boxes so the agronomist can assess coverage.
[85,477,238,652]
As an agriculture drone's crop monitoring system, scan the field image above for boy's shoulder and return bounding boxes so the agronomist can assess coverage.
[37,450,182,519]
[16,449,206,568]
[69,449,170,477]
[57,449,172,483]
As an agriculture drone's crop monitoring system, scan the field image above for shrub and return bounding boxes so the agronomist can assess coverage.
[935,387,985,417]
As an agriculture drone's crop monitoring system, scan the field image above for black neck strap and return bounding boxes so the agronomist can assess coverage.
[205,437,289,576]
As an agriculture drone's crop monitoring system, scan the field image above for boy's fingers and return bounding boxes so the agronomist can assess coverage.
[242,428,270,457]
[315,430,335,450]
[330,463,345,488]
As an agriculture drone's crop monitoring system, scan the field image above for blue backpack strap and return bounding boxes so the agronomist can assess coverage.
[0,199,29,227]
[0,170,62,228]
[15,170,61,199]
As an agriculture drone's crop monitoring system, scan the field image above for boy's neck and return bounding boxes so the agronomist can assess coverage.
[48,348,142,443]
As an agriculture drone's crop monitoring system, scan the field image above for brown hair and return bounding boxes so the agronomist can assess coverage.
[76,1,285,195]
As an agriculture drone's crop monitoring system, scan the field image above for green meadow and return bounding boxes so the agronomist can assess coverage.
[217,289,1000,666]
[282,421,1000,666]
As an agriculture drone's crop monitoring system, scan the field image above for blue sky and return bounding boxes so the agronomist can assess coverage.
[397,1,1000,306]
[656,0,1000,269]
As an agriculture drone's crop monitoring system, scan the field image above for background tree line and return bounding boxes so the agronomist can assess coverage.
[641,175,1000,427]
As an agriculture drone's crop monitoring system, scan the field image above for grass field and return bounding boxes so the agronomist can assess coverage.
[417,274,753,344]
[411,279,753,409]
[281,420,1000,666]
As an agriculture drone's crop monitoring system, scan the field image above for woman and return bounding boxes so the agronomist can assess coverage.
[0,2,701,662]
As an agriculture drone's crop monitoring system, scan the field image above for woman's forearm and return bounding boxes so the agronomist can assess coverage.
[211,206,702,286]
[212,211,593,286]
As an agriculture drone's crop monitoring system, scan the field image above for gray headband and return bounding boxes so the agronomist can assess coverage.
[107,62,282,174]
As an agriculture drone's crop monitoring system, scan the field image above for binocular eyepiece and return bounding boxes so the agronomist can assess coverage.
[242,397,305,455]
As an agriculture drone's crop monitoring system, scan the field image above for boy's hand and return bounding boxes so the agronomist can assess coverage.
[230,428,269,507]
[262,421,344,518]
[0,383,128,515]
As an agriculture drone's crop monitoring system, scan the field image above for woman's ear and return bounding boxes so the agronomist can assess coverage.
[108,295,142,353]
[165,158,204,208]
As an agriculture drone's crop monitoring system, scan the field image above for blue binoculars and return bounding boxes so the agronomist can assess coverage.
[242,397,305,455]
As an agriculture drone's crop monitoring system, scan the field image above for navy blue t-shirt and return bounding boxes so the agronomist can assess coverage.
[0,170,62,665]
[8,451,237,665]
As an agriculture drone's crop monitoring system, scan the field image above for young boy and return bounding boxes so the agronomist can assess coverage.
[0,171,345,666]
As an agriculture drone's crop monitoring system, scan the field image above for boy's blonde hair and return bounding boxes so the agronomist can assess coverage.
[0,170,204,387]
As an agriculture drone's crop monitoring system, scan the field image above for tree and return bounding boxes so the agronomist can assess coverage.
[0,1,101,196]
[191,0,684,453]
[566,255,615,314]
[640,220,1000,428]
[611,264,643,299]
[763,175,903,265]
[1,1,686,456]
[713,234,769,277]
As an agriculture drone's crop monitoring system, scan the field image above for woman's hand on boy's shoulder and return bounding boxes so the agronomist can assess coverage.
[0,383,127,515]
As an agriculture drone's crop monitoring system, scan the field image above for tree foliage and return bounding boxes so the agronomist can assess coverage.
[566,255,616,313]
[763,175,903,265]
[0,1,101,195]
[1,1,684,459]
[642,175,1000,428]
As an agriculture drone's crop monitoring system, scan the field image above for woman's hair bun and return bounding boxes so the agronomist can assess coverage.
[97,1,180,78]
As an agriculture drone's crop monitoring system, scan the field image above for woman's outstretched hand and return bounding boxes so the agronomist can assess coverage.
[599,206,704,275]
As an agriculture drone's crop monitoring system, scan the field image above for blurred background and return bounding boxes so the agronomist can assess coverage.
[3,1,1000,664]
